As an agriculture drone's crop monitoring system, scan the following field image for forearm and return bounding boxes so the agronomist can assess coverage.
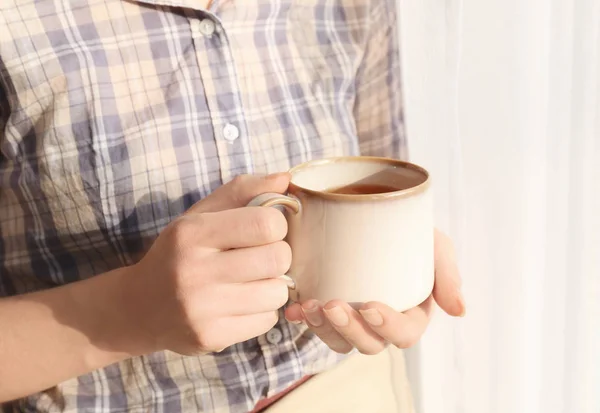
[0,266,150,402]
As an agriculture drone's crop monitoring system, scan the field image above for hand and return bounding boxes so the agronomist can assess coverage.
[284,229,465,355]
[124,173,293,355]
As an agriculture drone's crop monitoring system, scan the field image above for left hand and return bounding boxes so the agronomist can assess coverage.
[284,229,466,354]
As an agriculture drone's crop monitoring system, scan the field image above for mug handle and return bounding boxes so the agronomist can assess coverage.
[247,193,301,290]
[247,193,301,214]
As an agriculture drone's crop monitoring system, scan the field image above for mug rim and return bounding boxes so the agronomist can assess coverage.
[288,156,430,201]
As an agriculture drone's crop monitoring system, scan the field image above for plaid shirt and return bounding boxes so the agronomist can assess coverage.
[0,0,406,412]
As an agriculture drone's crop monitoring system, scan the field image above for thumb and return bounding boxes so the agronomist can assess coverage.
[432,229,466,317]
[186,172,291,214]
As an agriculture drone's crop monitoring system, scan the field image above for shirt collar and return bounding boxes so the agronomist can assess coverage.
[125,0,215,12]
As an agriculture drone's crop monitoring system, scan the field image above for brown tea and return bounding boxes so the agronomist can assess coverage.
[326,183,401,195]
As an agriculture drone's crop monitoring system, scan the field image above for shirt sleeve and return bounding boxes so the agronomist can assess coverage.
[353,1,408,160]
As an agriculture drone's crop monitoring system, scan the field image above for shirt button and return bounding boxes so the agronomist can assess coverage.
[199,19,216,37]
[222,123,240,141]
[266,328,283,345]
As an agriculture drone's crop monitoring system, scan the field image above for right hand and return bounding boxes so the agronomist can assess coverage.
[125,173,293,355]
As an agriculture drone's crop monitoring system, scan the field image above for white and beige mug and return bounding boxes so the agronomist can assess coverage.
[249,157,434,312]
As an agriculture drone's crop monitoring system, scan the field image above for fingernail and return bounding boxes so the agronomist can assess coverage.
[279,275,296,289]
[287,319,303,325]
[359,308,383,326]
[302,304,323,327]
[457,290,467,317]
[323,306,349,327]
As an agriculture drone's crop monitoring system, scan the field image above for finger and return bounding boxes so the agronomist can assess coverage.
[208,241,292,283]
[187,173,291,214]
[358,296,434,349]
[197,278,289,317]
[292,300,353,354]
[433,229,466,316]
[284,302,304,324]
[197,311,280,352]
[322,300,387,355]
[181,206,288,250]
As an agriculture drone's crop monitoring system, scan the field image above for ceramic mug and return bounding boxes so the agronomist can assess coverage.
[248,156,434,312]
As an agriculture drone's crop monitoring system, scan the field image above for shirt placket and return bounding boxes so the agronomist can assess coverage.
[189,10,262,410]
[257,310,305,399]
[190,11,254,183]
[191,9,306,405]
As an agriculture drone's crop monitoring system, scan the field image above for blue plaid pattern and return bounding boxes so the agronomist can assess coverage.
[0,0,406,411]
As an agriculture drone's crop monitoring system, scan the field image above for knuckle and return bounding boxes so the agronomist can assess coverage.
[229,175,252,203]
[272,280,290,308]
[265,311,280,329]
[270,208,289,240]
[250,209,273,241]
[188,330,205,349]
[195,212,218,241]
[251,208,286,242]
[358,345,385,356]
[393,330,420,349]
[263,246,279,276]
[169,217,192,244]
[189,324,222,353]
[230,174,250,187]
[258,280,289,310]
[170,215,203,245]
[168,259,191,291]
[254,311,280,337]
[173,282,193,307]
[268,241,292,275]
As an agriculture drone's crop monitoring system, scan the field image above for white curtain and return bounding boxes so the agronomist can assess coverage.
[399,1,600,412]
